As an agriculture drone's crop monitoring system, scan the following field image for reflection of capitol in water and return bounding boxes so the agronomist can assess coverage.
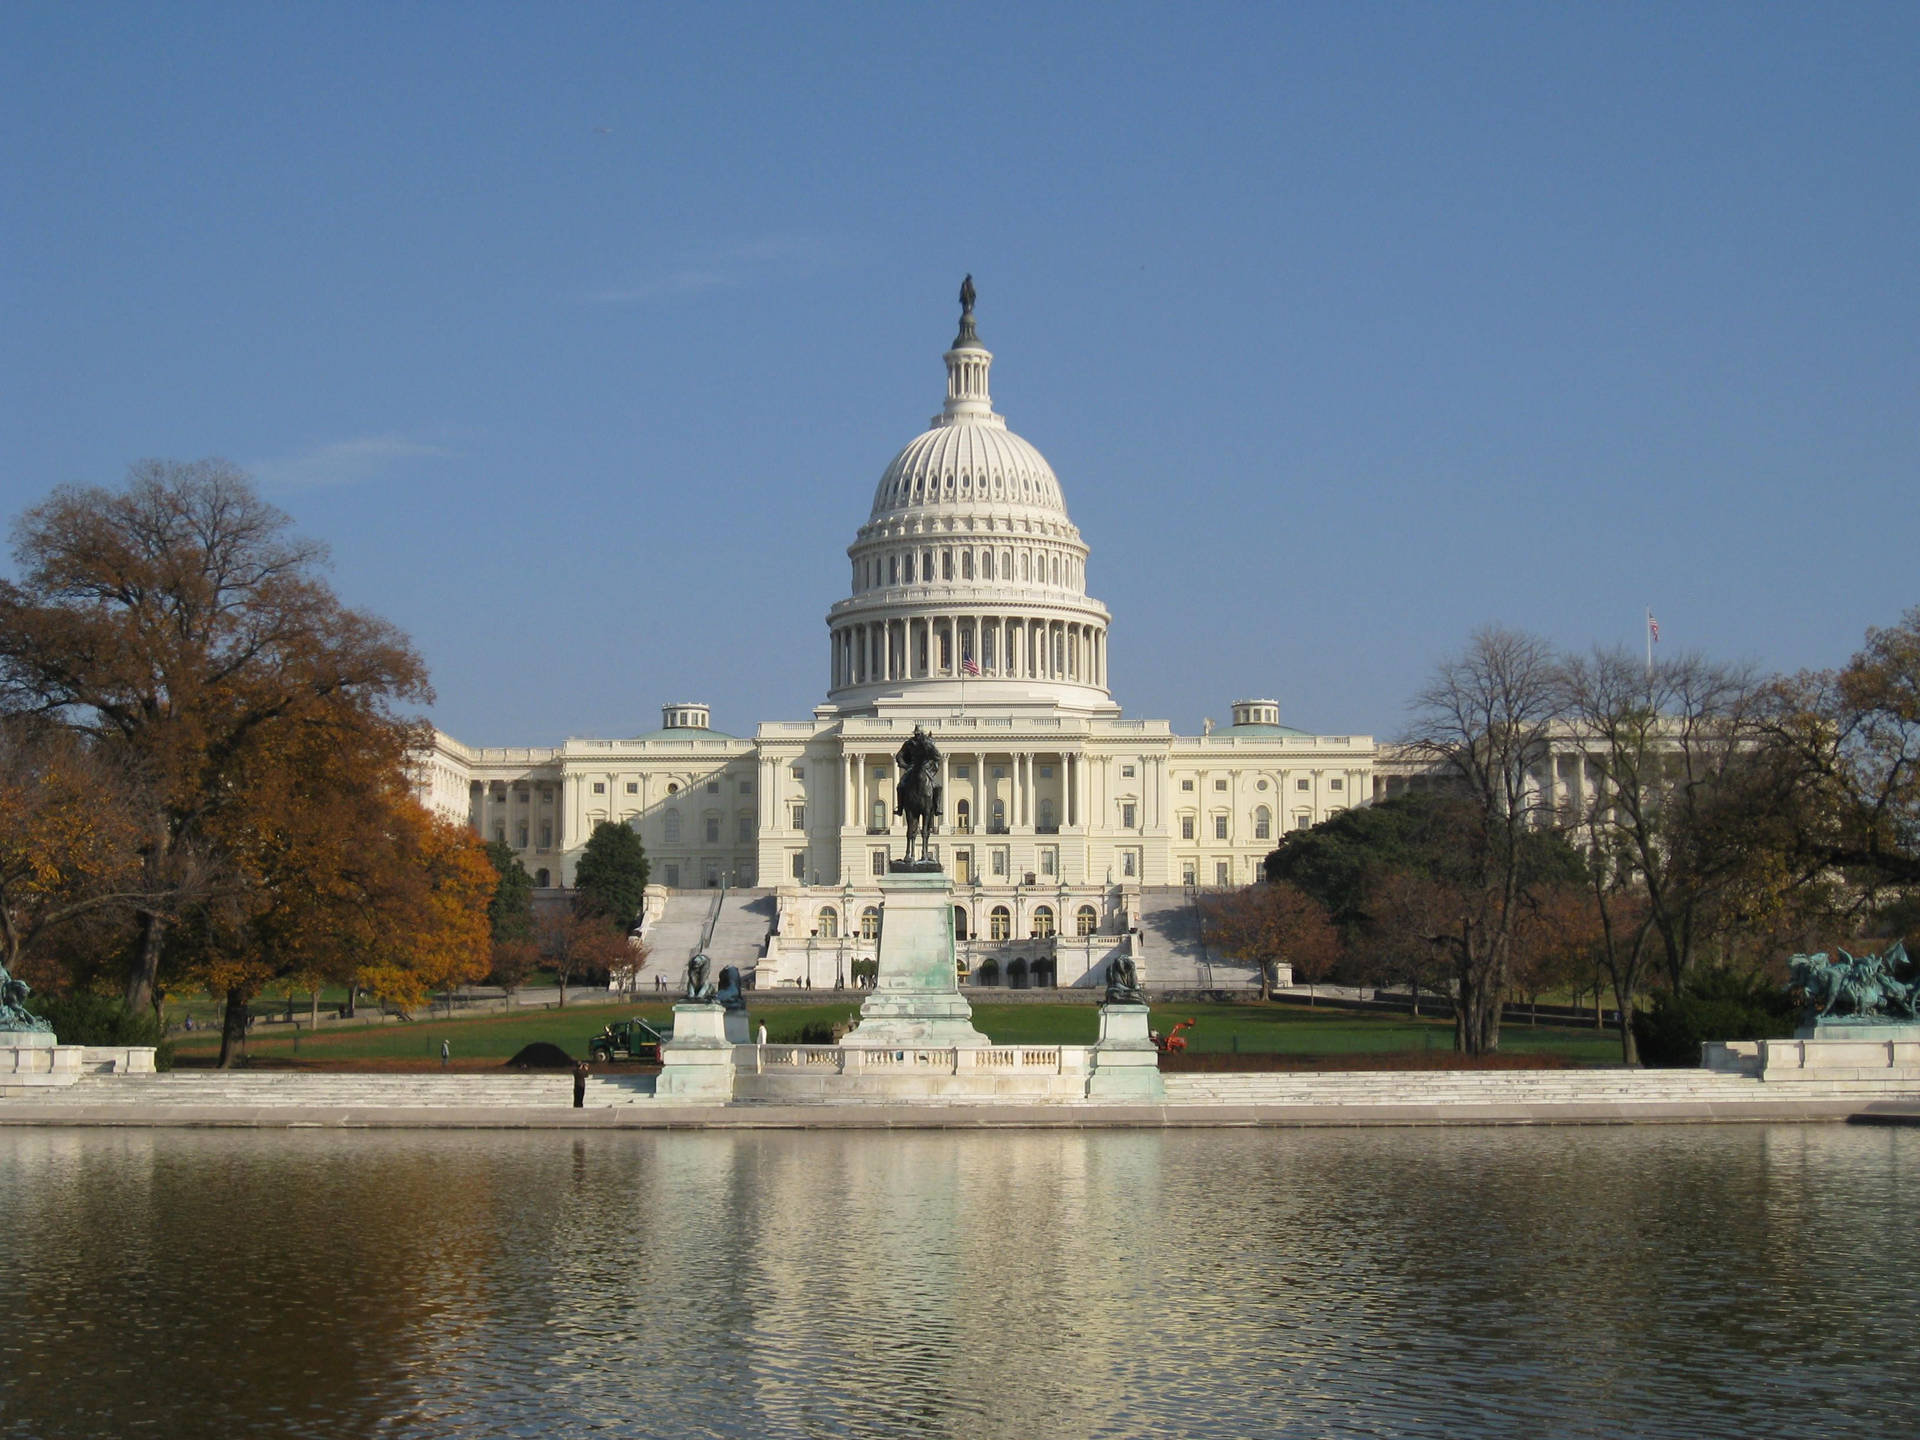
[9,1128,1920,1436]
[414,286,1377,992]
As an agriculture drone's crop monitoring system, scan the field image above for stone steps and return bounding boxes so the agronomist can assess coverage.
[1160,1070,1913,1105]
[46,1073,656,1107]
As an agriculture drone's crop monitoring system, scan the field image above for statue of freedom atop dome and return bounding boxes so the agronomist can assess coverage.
[893,724,943,868]
[959,273,976,316]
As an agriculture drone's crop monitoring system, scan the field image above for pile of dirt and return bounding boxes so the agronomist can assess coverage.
[505,1041,578,1069]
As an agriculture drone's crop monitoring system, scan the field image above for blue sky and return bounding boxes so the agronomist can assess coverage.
[4,3,1916,746]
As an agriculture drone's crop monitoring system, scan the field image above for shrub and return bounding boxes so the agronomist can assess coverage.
[24,992,175,1069]
[775,1021,839,1046]
[1631,969,1798,1068]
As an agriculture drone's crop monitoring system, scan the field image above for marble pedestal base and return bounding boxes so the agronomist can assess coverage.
[655,1004,736,1102]
[1085,1003,1166,1102]
[842,872,990,1049]
[1704,1023,1920,1082]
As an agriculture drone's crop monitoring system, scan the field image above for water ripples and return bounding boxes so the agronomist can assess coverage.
[2,1125,1916,1438]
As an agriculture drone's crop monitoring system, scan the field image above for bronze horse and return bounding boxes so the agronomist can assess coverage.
[894,725,942,866]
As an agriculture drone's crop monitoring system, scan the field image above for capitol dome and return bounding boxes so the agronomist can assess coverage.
[823,281,1117,718]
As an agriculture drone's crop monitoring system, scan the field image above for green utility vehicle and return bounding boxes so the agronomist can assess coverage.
[588,1017,667,1063]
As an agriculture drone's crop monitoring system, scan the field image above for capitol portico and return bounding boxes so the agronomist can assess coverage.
[416,285,1378,989]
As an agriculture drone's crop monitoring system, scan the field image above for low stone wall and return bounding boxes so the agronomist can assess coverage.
[1704,1033,1920,1083]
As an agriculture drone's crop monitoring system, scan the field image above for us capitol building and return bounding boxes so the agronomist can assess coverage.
[415,285,1384,989]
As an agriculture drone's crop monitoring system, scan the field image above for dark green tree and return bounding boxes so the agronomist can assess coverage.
[571,821,649,932]
[483,840,534,944]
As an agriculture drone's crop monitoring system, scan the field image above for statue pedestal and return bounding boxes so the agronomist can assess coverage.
[2,1031,86,1091]
[1085,1003,1165,1102]
[842,871,990,1049]
[1705,1023,1920,1083]
[655,1003,735,1102]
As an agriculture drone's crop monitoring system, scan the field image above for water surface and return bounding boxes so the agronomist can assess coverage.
[1,1125,1914,1438]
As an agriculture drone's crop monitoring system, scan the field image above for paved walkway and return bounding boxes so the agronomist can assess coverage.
[5,1068,1919,1128]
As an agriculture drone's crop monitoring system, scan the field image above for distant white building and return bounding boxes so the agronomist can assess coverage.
[418,288,1377,989]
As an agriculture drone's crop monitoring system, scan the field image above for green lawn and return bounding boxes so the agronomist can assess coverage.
[170,996,1620,1067]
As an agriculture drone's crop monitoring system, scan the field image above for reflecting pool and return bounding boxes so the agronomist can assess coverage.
[1,1124,1915,1438]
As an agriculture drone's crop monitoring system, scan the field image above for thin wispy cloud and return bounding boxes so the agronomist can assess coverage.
[250,435,452,493]
[587,234,840,305]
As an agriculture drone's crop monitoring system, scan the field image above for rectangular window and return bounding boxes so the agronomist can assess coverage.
[874,768,887,779]
[1294,812,1311,830]
[1297,778,1311,791]
[705,817,720,843]
[516,821,528,847]
[871,850,887,876]
[1216,861,1230,886]
[707,781,720,794]
[1214,779,1228,791]
[1040,765,1054,779]
[1330,778,1344,791]
[1122,765,1136,778]
[705,864,719,887]
[991,848,1008,877]
[626,782,638,794]
[955,764,970,779]
[1040,848,1056,877]
[791,804,806,830]
[592,782,606,794]
[792,852,807,881]
[664,863,680,887]
[539,822,552,850]
[790,765,804,780]
[1215,815,1229,840]
[1182,863,1197,885]
[1123,850,1138,877]
[737,815,753,843]
[1121,802,1136,828]
[1181,779,1194,792]
[1181,816,1195,840]
[493,823,506,843]
[992,766,1005,779]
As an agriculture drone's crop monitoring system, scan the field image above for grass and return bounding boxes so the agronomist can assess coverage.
[169,996,1621,1068]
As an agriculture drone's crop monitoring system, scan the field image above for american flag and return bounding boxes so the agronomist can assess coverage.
[961,656,981,676]
[1649,614,1660,643]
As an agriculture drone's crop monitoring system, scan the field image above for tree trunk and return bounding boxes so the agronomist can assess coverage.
[344,985,357,1019]
[125,907,167,1015]
[217,985,251,1068]
[310,988,319,1030]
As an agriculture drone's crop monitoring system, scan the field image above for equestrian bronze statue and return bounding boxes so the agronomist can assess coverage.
[893,724,943,868]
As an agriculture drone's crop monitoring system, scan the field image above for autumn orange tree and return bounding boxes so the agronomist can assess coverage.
[0,460,429,1017]
[165,690,494,1067]
[1203,881,1341,1001]
[0,720,145,976]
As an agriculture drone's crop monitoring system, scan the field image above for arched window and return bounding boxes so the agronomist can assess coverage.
[1020,552,1031,582]
[982,550,994,581]
[535,868,551,888]
[990,905,1011,941]
[889,555,898,584]
[976,958,1000,987]
[1255,806,1272,840]
[664,809,681,844]
[1033,905,1055,938]
[860,906,880,940]
[871,799,886,831]
[1038,798,1056,830]
[1076,905,1098,937]
[991,798,1006,832]
[955,798,971,832]
[903,554,914,583]
[817,907,839,939]
[942,551,953,580]
[962,550,973,579]
[952,906,969,941]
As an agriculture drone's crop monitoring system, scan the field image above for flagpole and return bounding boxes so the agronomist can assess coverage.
[1646,607,1651,677]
